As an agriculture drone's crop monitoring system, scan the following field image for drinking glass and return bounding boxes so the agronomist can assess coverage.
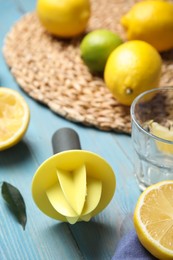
[130,87,173,191]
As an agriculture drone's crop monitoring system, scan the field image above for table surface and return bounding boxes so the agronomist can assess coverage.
[0,1,141,259]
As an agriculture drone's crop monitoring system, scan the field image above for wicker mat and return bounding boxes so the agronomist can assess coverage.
[3,0,173,134]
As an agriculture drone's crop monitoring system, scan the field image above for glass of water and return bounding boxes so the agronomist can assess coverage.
[130,87,173,191]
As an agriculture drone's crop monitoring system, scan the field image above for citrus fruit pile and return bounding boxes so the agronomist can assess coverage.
[134,180,173,260]
[78,0,171,106]
[0,87,30,151]
[36,0,173,106]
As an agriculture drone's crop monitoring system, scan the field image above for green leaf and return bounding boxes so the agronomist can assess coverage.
[1,182,27,230]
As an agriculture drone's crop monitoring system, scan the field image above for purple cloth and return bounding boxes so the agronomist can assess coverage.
[112,230,158,260]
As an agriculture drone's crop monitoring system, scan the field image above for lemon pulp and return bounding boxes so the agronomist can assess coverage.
[134,181,173,260]
[0,87,30,151]
[149,121,173,154]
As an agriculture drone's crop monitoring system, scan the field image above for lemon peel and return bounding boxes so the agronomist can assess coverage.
[121,0,173,52]
[37,0,91,38]
[104,40,162,106]
[80,29,123,73]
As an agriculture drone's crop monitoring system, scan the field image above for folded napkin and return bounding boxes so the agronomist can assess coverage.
[112,230,158,260]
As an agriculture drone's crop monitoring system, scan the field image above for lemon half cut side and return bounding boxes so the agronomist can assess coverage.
[0,87,30,151]
[134,180,173,260]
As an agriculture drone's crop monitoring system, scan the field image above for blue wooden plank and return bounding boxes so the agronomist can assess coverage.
[67,131,140,259]
[0,0,142,259]
[0,1,84,260]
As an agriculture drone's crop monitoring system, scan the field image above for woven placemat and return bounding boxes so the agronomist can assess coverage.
[3,0,173,134]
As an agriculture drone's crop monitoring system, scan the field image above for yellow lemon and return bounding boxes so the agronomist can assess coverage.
[149,121,173,154]
[37,0,91,38]
[0,87,30,151]
[134,180,173,260]
[80,29,123,73]
[104,40,162,106]
[121,0,173,52]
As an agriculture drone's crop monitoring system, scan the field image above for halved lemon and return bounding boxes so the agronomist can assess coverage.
[0,87,30,151]
[134,180,173,260]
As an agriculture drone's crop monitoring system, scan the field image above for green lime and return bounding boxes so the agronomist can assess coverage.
[80,29,123,73]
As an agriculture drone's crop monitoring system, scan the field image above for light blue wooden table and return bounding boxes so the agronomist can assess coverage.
[0,1,141,259]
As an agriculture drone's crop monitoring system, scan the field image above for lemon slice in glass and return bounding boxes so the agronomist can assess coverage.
[0,87,30,151]
[149,121,173,154]
[134,180,173,260]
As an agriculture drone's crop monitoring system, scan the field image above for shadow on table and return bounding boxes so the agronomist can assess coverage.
[49,219,120,260]
[0,141,32,167]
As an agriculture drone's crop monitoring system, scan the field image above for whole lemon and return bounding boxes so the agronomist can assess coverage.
[80,29,123,73]
[37,0,91,38]
[104,40,162,106]
[121,0,173,52]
